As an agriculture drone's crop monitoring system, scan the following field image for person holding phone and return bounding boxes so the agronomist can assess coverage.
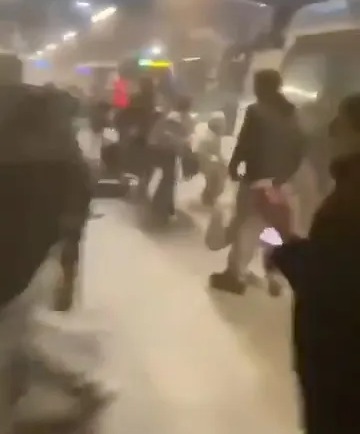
[269,93,360,434]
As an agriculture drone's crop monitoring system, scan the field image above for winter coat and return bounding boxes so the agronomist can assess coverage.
[271,152,360,434]
[149,111,194,155]
[89,101,110,134]
[198,115,226,172]
[229,94,304,185]
[119,90,156,145]
[0,84,91,309]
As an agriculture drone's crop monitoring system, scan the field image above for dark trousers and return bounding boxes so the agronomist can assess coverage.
[152,150,176,217]
[55,233,81,311]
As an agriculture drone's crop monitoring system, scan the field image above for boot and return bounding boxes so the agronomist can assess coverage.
[209,270,247,295]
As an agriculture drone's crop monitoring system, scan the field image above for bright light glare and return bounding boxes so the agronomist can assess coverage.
[76,1,91,7]
[91,6,117,23]
[150,45,163,56]
[260,228,283,246]
[282,85,318,100]
[138,59,172,68]
[138,59,152,67]
[63,31,77,41]
[183,57,201,62]
[36,50,43,56]
[45,43,57,51]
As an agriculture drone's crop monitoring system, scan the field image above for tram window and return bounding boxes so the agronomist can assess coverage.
[281,50,325,105]
[327,53,360,99]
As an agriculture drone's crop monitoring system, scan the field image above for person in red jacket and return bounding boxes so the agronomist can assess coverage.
[113,76,130,110]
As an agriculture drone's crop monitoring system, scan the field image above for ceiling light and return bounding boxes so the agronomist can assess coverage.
[91,6,117,23]
[63,31,77,41]
[150,45,163,56]
[45,43,57,51]
[182,57,201,62]
[76,1,91,7]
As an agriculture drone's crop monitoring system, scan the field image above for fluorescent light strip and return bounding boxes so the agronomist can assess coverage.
[76,1,91,7]
[45,43,57,51]
[63,31,78,41]
[182,57,201,62]
[31,5,117,62]
[91,6,117,23]
[282,85,318,100]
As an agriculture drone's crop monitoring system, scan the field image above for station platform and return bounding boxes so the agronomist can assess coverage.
[77,197,298,434]
[18,129,300,433]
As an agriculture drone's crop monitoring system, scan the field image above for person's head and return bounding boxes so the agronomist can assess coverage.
[330,94,360,157]
[174,95,192,114]
[254,69,282,101]
[208,112,226,136]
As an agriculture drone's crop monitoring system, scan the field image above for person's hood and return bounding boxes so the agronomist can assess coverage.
[331,152,360,187]
[0,84,80,164]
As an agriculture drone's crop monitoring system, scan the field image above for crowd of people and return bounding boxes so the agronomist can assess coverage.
[91,74,229,221]
[2,53,360,433]
[94,69,360,434]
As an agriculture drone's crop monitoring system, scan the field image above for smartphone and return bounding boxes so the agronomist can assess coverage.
[260,227,283,246]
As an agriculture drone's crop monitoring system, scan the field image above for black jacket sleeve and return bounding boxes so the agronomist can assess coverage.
[229,105,255,180]
[274,112,305,185]
[270,238,310,293]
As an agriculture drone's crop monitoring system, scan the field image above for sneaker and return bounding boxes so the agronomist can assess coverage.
[205,208,230,251]
[210,271,247,295]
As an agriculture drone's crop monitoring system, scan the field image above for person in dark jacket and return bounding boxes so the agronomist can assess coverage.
[210,69,304,294]
[269,93,360,434]
[115,76,159,201]
[119,76,156,171]
[149,95,195,220]
[0,76,92,429]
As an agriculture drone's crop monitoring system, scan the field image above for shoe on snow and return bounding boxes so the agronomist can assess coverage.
[210,271,247,295]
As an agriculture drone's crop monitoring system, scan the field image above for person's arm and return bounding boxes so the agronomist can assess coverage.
[275,111,305,185]
[229,106,254,180]
[266,237,310,293]
[60,131,92,240]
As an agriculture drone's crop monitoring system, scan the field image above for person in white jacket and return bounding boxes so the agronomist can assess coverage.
[149,96,194,219]
[198,113,227,206]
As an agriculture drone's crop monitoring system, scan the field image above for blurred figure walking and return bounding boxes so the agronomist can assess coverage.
[0,54,91,431]
[149,95,195,221]
[269,93,360,434]
[89,99,110,156]
[118,77,157,191]
[210,70,304,294]
[198,112,227,206]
